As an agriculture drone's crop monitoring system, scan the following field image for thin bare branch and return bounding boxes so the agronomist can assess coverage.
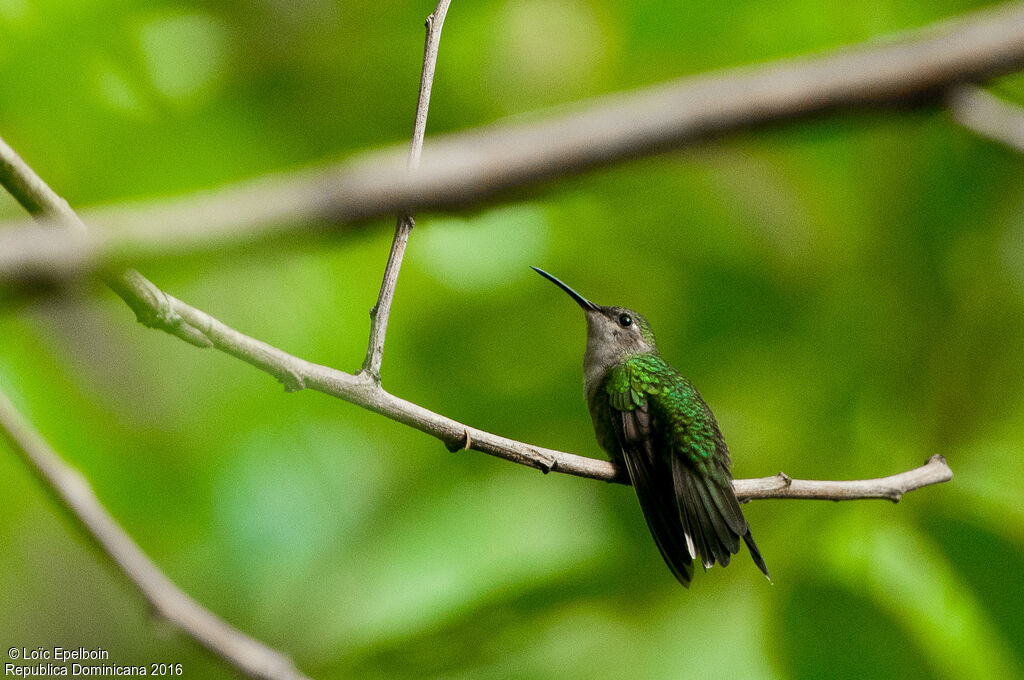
[0,387,309,680]
[948,83,1024,152]
[73,280,958,502]
[733,455,953,502]
[3,2,1024,283]
[362,0,452,381]
[0,135,954,505]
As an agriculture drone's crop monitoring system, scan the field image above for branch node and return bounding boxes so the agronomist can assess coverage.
[278,368,306,393]
[115,271,212,348]
[531,449,557,474]
[443,428,475,454]
[355,368,382,387]
[777,471,793,486]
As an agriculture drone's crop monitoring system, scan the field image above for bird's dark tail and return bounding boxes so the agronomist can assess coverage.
[742,531,770,579]
[620,445,696,586]
[672,455,770,579]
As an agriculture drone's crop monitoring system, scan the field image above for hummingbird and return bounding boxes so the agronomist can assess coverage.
[533,267,769,586]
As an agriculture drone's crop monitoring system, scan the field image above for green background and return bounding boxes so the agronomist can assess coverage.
[2,1,1023,678]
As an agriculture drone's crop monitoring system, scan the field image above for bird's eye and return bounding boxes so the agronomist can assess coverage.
[618,314,633,327]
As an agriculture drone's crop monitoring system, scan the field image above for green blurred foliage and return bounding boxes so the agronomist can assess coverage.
[1,1,1023,678]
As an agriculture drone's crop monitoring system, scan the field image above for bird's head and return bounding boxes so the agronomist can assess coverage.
[532,267,659,359]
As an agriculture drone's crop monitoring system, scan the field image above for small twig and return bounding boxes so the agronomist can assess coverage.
[732,455,952,502]
[362,0,452,381]
[948,83,1024,152]
[2,2,1024,283]
[0,387,309,680]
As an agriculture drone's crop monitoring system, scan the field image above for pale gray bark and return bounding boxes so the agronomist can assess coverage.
[362,1,452,381]
[2,2,1024,283]
[0,388,309,680]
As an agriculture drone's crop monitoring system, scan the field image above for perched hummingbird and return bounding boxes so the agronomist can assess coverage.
[533,267,769,586]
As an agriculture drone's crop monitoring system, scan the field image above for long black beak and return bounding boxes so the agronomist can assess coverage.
[532,267,599,312]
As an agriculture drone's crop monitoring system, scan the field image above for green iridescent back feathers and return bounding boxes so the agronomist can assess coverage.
[593,351,769,585]
[603,354,726,481]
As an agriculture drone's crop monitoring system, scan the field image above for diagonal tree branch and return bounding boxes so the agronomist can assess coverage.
[0,134,953,499]
[948,83,1024,152]
[2,1,1024,284]
[0,387,310,680]
[0,135,216,347]
[362,0,452,381]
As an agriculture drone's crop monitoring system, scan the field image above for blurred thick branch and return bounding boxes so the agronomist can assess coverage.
[3,1,1024,283]
[0,387,310,680]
